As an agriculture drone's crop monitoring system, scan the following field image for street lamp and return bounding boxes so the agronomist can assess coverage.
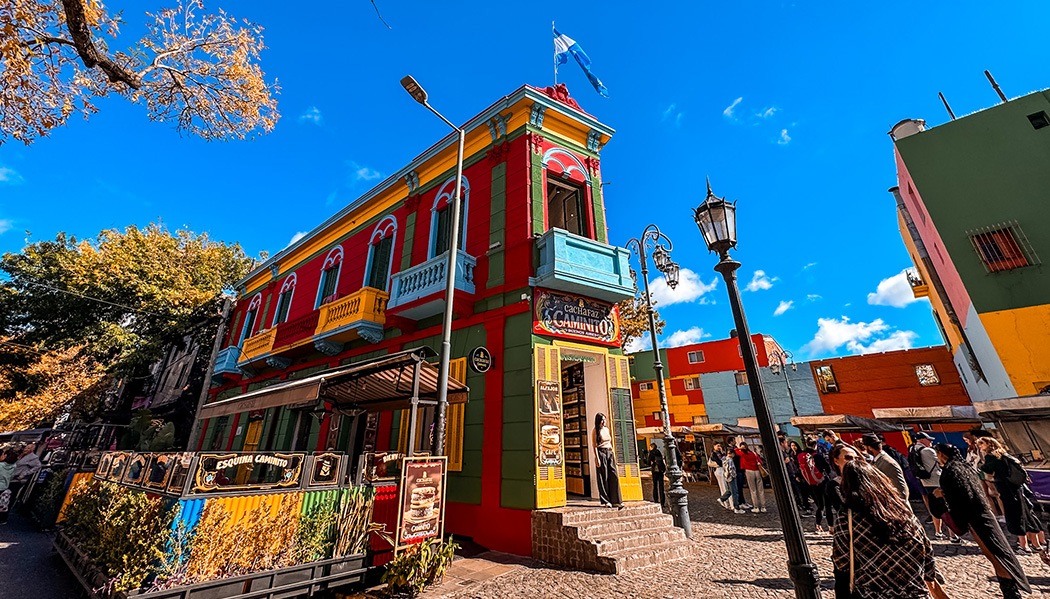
[693,181,820,599]
[401,75,465,457]
[625,225,691,539]
[768,346,800,419]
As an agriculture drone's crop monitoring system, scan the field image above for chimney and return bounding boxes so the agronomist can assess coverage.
[729,329,738,339]
[888,119,927,140]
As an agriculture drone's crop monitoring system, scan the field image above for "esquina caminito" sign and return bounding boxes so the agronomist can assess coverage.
[533,288,620,347]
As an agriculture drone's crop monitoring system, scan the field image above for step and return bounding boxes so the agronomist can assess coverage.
[558,502,662,525]
[598,540,700,574]
[572,513,675,540]
[590,526,689,555]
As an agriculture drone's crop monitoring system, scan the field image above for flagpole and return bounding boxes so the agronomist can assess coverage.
[553,21,557,85]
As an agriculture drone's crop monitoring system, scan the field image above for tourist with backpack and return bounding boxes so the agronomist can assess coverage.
[798,440,830,532]
[979,437,1045,554]
[909,432,948,539]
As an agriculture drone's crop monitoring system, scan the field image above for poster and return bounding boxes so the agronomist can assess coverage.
[537,380,563,466]
[533,289,621,346]
[397,456,446,548]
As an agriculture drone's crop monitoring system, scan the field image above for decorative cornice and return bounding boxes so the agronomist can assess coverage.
[358,323,384,345]
[269,263,280,277]
[265,356,292,370]
[488,112,511,142]
[584,157,600,177]
[587,129,604,152]
[404,195,421,212]
[530,104,547,127]
[404,171,420,194]
[313,339,343,356]
[487,141,510,164]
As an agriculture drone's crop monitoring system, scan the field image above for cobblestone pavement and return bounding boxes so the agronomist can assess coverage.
[429,480,1050,599]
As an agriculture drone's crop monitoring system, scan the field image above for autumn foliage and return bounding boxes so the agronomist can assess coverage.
[0,0,279,144]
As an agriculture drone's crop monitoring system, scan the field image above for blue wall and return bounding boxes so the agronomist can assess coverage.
[700,363,824,436]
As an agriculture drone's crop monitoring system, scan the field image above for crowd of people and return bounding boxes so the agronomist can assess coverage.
[0,442,43,524]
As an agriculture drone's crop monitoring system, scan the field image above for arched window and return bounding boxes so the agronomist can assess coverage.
[428,176,470,258]
[238,293,263,345]
[315,246,343,307]
[271,274,297,326]
[542,148,591,238]
[365,216,397,291]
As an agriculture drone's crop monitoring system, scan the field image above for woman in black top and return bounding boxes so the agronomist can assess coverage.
[933,443,1029,599]
[828,443,862,599]
[978,437,1044,553]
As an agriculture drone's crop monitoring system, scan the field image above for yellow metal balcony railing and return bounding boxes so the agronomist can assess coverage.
[906,268,930,299]
[240,328,277,363]
[314,287,389,345]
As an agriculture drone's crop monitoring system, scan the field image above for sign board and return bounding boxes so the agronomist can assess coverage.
[190,452,304,494]
[533,289,621,347]
[469,346,493,373]
[537,380,563,466]
[396,456,447,550]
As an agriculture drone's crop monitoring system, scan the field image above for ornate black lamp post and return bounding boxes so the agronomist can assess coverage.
[768,346,800,419]
[693,181,820,599]
[625,225,691,538]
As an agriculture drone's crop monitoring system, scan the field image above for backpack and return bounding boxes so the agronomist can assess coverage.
[798,452,825,486]
[884,445,912,474]
[1003,454,1029,487]
[909,445,932,479]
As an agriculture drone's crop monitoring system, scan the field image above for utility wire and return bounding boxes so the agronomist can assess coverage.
[0,274,162,317]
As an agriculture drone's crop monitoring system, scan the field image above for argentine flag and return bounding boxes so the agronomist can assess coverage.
[554,27,609,97]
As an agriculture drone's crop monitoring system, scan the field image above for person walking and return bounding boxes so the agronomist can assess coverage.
[832,460,945,599]
[707,443,727,509]
[827,443,862,598]
[788,440,813,514]
[909,432,948,539]
[717,441,745,513]
[727,436,750,510]
[798,440,829,532]
[979,437,1044,553]
[965,432,1004,518]
[736,442,766,513]
[932,443,1030,599]
[861,433,910,505]
[592,413,623,509]
[648,444,666,507]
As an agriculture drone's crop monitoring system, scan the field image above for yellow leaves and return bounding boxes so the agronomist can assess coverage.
[0,342,105,430]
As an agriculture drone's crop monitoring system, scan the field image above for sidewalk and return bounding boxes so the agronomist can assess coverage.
[0,512,82,599]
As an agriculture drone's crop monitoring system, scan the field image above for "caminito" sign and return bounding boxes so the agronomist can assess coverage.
[533,289,620,347]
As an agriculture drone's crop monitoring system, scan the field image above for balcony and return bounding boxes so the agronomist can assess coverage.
[906,268,929,299]
[531,228,634,303]
[239,328,276,365]
[313,287,389,352]
[387,250,476,320]
[273,310,321,350]
[212,346,241,382]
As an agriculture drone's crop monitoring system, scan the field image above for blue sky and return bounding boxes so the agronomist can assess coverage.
[0,1,1045,361]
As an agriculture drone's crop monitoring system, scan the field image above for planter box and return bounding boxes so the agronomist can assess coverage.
[54,531,369,599]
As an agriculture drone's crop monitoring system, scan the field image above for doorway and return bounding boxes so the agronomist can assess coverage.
[559,351,612,500]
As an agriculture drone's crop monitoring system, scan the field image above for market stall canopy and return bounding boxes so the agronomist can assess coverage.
[974,395,1050,421]
[789,414,903,433]
[690,423,762,437]
[871,405,981,424]
[199,347,468,420]
[636,426,692,438]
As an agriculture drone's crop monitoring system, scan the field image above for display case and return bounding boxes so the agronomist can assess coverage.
[561,363,590,496]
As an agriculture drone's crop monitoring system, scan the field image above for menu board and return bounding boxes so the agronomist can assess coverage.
[537,380,563,466]
[396,456,447,549]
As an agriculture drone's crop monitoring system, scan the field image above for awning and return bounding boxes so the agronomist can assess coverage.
[690,423,762,437]
[199,347,469,420]
[789,414,903,433]
[636,426,692,438]
[871,405,981,424]
[974,395,1050,421]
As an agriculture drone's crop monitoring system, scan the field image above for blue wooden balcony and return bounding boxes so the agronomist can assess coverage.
[212,346,241,382]
[532,229,634,303]
[387,250,477,320]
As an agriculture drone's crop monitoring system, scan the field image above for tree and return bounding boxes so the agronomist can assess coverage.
[0,223,258,428]
[0,0,279,144]
[618,293,665,352]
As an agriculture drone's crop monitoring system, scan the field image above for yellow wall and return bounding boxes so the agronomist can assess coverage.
[632,378,706,429]
[979,304,1050,395]
[897,211,965,351]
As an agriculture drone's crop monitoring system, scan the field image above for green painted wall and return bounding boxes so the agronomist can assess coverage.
[628,348,668,382]
[488,162,507,288]
[501,312,536,510]
[401,212,416,272]
[530,147,545,236]
[591,182,607,244]
[896,90,1050,314]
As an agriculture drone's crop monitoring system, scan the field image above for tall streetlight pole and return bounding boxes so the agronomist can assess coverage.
[401,76,464,457]
[693,181,820,599]
[768,346,800,420]
[625,225,692,538]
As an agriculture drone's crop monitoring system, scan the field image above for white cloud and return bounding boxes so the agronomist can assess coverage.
[867,269,926,308]
[648,268,718,307]
[806,294,822,302]
[664,327,709,348]
[723,97,743,118]
[288,231,307,246]
[801,316,919,356]
[777,129,791,145]
[662,103,684,127]
[774,300,794,316]
[625,335,651,354]
[803,262,817,270]
[299,106,322,125]
[0,219,12,235]
[0,166,23,184]
[662,103,676,119]
[744,270,777,292]
[348,161,381,182]
[757,107,778,119]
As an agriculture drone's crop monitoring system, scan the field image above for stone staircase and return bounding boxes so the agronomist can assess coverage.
[531,502,697,574]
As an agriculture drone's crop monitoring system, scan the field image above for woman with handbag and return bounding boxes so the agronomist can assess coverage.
[933,444,1029,599]
[832,460,944,599]
[979,437,1045,553]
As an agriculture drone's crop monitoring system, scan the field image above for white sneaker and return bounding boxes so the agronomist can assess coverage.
[759,508,768,513]
[734,508,746,514]
[741,503,754,510]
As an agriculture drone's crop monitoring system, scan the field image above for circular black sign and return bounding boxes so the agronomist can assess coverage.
[469,347,493,373]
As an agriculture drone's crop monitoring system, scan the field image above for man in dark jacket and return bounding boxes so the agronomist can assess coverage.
[648,445,667,506]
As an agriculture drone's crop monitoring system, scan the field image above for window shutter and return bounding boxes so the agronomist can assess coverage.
[446,358,467,472]
[534,343,566,509]
[397,409,409,454]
